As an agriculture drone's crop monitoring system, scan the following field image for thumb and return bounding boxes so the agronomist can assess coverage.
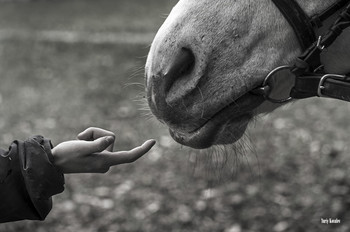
[83,136,115,154]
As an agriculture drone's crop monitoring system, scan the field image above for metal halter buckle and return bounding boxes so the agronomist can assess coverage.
[317,74,348,97]
[316,36,325,51]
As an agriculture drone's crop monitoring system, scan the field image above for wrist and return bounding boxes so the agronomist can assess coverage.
[51,147,64,173]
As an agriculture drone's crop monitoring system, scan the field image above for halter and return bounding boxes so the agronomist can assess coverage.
[252,0,350,103]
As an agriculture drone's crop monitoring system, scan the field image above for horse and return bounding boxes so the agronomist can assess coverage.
[145,0,350,149]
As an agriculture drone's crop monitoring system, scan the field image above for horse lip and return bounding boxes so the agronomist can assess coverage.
[169,93,265,149]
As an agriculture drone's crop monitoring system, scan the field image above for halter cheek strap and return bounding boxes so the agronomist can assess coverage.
[271,0,316,51]
[252,0,350,103]
[290,3,350,101]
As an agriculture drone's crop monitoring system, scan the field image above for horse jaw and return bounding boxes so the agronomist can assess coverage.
[145,0,350,148]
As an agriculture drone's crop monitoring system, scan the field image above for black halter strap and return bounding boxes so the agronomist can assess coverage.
[252,0,350,103]
[271,0,316,50]
[290,2,350,101]
[310,0,350,27]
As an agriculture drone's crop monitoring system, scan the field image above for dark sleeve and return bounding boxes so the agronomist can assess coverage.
[0,135,65,223]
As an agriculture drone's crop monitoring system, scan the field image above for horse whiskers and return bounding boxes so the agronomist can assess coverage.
[160,13,169,19]
[229,96,244,114]
[178,98,211,124]
[137,55,148,59]
[135,105,150,110]
[132,91,147,100]
[123,82,145,89]
[197,86,205,119]
[134,100,148,105]
[187,131,257,182]
[138,107,152,114]
[144,115,156,122]
[133,98,148,104]
[239,134,260,180]
[132,91,153,115]
[138,108,151,112]
[128,65,145,79]
[140,111,153,117]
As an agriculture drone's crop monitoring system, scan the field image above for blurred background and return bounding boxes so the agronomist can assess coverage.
[1,0,350,231]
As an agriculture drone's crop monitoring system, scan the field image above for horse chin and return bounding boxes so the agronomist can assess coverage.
[168,93,265,149]
[169,115,250,149]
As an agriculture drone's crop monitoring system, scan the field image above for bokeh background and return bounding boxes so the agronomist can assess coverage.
[1,0,350,231]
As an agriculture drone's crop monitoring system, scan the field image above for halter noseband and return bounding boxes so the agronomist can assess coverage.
[252,0,350,103]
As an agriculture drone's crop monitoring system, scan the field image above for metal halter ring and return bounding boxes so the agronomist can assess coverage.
[262,65,293,104]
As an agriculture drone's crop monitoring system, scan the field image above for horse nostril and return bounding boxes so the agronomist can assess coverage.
[176,48,195,76]
[146,47,196,119]
[164,48,195,93]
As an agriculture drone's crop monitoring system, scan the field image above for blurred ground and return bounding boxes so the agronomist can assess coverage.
[0,0,350,231]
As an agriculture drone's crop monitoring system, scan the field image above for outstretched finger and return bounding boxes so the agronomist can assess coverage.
[78,127,115,151]
[105,139,156,166]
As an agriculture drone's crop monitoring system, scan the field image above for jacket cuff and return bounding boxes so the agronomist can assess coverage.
[18,135,65,219]
[0,150,12,183]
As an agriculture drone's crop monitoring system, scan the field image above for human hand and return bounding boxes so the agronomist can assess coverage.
[52,127,156,174]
